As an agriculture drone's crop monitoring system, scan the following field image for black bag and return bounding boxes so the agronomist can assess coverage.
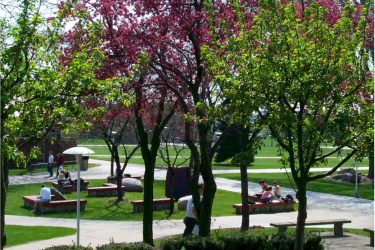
[255,192,262,197]
[248,201,256,205]
[286,194,294,201]
[282,194,294,203]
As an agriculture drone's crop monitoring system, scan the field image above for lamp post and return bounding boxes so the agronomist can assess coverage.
[63,147,95,246]
[354,159,359,198]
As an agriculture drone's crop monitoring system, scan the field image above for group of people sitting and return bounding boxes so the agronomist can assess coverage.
[57,169,75,186]
[258,180,282,203]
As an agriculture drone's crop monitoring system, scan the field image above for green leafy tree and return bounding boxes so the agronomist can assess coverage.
[0,0,105,248]
[205,1,373,249]
[215,124,256,164]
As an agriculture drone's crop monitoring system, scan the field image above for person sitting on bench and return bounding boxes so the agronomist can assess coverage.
[261,186,281,203]
[31,184,51,212]
[259,180,268,192]
[273,181,282,199]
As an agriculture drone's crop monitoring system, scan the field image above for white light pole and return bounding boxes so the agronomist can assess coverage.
[354,159,359,198]
[63,147,94,246]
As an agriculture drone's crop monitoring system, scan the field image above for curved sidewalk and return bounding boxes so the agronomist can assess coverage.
[6,159,374,250]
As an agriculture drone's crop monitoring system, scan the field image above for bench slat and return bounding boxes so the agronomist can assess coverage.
[270,219,352,227]
[233,200,295,214]
[270,219,352,236]
[131,198,176,213]
[22,196,87,213]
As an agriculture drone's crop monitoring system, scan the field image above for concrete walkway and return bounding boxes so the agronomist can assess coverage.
[5,159,374,250]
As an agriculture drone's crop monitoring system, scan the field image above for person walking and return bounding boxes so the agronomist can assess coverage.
[47,151,54,177]
[55,151,64,179]
[182,183,204,237]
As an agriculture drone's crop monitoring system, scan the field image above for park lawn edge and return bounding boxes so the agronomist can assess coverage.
[4,225,76,247]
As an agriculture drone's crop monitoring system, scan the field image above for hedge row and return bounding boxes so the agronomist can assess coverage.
[42,232,324,250]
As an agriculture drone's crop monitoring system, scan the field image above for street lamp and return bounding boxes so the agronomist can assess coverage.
[354,159,359,198]
[63,147,95,246]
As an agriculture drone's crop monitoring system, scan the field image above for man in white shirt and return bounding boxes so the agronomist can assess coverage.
[31,185,51,212]
[182,183,204,237]
[47,151,54,177]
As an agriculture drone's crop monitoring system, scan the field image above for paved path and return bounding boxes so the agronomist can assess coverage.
[6,159,374,250]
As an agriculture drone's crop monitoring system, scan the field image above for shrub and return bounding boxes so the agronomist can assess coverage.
[96,242,154,250]
[268,232,295,250]
[304,232,325,250]
[161,236,225,250]
[218,233,269,249]
[43,245,93,250]
[160,237,184,250]
[182,232,324,250]
[268,232,324,250]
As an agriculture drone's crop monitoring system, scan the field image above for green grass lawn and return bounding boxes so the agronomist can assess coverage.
[6,179,248,220]
[8,163,97,176]
[5,225,76,247]
[89,155,369,172]
[214,172,374,200]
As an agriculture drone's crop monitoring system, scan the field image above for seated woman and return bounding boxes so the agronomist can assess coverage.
[62,169,75,184]
[57,170,66,185]
[273,181,282,199]
[259,180,268,192]
[261,186,281,203]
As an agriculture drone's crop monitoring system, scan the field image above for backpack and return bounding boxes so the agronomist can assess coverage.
[282,194,294,203]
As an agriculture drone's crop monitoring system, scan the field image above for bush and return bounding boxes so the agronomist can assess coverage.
[161,236,225,250]
[218,233,269,250]
[43,245,93,250]
[170,232,324,250]
[304,232,325,250]
[96,242,154,250]
[268,232,295,250]
[160,237,184,250]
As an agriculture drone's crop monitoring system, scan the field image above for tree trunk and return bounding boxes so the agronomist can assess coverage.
[111,146,123,202]
[199,166,216,237]
[0,110,9,250]
[368,157,374,179]
[198,133,216,237]
[143,157,154,245]
[1,156,8,250]
[294,184,307,250]
[240,163,249,230]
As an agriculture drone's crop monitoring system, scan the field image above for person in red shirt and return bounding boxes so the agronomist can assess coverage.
[259,180,268,192]
[55,151,65,179]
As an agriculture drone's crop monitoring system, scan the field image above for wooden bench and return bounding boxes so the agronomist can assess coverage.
[23,196,87,213]
[51,182,74,194]
[73,181,90,191]
[87,186,126,197]
[131,198,176,213]
[248,195,261,201]
[233,200,295,214]
[107,176,124,184]
[270,219,352,236]
[363,228,374,246]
